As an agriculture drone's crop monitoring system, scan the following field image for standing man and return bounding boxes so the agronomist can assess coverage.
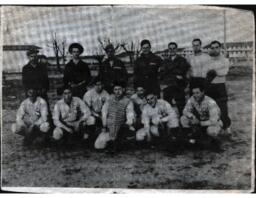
[187,38,211,80]
[180,79,223,147]
[136,91,179,147]
[22,49,49,100]
[63,43,91,98]
[134,39,163,98]
[11,87,50,146]
[52,87,95,146]
[206,40,231,134]
[98,44,128,93]
[161,42,191,115]
[94,81,135,152]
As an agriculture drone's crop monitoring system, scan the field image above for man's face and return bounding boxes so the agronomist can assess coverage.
[192,88,204,102]
[95,81,103,93]
[210,43,221,56]
[146,94,157,107]
[113,86,124,99]
[106,48,115,59]
[168,44,177,56]
[27,89,37,101]
[192,40,201,54]
[136,87,145,98]
[28,53,38,64]
[71,48,80,59]
[63,89,73,104]
[141,44,151,55]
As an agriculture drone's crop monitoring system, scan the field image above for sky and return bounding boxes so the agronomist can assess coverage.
[2,5,254,56]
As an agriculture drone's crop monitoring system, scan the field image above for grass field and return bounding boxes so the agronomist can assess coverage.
[1,65,254,191]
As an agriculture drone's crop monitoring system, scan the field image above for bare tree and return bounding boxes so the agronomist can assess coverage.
[120,40,141,67]
[47,32,66,73]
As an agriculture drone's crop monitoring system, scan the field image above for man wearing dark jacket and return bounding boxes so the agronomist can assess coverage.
[63,43,91,98]
[22,49,49,100]
[134,40,163,98]
[161,42,191,115]
[98,44,128,93]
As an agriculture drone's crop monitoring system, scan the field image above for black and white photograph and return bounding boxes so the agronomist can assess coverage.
[1,5,255,192]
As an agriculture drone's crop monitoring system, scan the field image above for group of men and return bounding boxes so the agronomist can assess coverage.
[11,38,231,153]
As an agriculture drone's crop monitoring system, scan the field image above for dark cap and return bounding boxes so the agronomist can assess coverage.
[26,48,39,56]
[68,43,84,54]
[140,39,151,47]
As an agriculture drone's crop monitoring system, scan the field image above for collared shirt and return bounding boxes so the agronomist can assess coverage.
[130,93,147,117]
[53,97,91,127]
[183,95,221,125]
[141,99,179,128]
[187,52,211,78]
[83,88,110,114]
[207,55,230,84]
[16,97,48,125]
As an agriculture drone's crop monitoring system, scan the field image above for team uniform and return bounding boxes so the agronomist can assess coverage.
[12,97,50,142]
[136,99,179,142]
[180,95,223,137]
[94,96,135,149]
[52,97,95,141]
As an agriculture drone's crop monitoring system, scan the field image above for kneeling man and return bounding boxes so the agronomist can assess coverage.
[180,79,223,146]
[136,91,179,145]
[52,87,95,145]
[12,88,50,146]
[94,81,135,151]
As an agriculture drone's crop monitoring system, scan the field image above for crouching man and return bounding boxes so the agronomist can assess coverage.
[136,91,179,148]
[11,88,50,146]
[180,79,223,149]
[94,81,135,152]
[52,87,95,147]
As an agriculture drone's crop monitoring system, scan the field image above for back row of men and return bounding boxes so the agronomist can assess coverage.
[14,38,231,151]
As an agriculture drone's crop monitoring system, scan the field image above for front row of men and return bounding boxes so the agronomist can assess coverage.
[12,78,224,152]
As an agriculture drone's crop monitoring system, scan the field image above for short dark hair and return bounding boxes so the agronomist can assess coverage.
[192,38,202,45]
[145,89,157,97]
[113,80,126,89]
[210,40,221,47]
[140,39,151,47]
[190,78,206,92]
[168,42,178,48]
[26,48,39,56]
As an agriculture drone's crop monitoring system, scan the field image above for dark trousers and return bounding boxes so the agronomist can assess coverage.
[206,83,231,129]
[163,85,186,115]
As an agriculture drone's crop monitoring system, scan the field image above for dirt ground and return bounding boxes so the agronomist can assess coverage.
[1,66,253,190]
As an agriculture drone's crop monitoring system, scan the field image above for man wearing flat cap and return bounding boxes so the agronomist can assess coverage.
[22,48,49,100]
[134,39,163,98]
[63,43,92,98]
[98,44,128,94]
